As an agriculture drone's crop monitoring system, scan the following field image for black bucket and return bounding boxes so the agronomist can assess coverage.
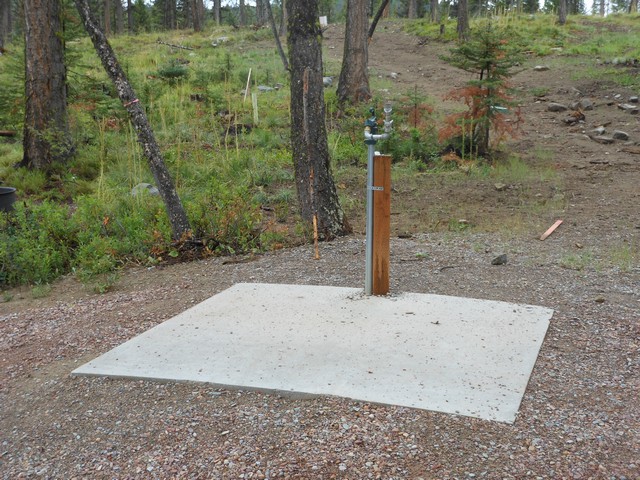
[0,187,17,212]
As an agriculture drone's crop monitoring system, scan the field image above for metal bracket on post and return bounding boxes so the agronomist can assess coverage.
[364,104,393,296]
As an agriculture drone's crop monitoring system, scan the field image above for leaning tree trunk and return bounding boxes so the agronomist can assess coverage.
[21,0,74,170]
[337,0,370,105]
[74,0,191,240]
[287,0,350,239]
[368,0,390,40]
[265,0,288,71]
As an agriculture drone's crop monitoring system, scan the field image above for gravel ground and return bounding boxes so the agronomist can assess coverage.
[1,231,639,479]
[2,21,640,480]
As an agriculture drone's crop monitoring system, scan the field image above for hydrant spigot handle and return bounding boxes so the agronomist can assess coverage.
[365,108,378,135]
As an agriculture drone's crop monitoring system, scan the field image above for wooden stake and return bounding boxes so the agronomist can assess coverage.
[313,214,320,260]
[372,155,392,295]
[244,68,252,103]
[251,92,259,125]
[540,219,563,241]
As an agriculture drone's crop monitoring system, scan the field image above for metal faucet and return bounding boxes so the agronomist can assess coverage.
[364,104,393,295]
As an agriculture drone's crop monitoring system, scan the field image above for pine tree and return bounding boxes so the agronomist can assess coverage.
[440,22,523,158]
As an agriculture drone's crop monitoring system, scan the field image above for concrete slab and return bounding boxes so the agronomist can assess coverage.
[73,283,553,423]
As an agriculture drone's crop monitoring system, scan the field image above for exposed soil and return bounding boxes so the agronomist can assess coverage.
[1,24,639,479]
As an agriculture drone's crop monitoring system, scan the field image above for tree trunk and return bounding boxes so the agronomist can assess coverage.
[558,0,567,24]
[408,0,418,18]
[256,0,268,26]
[213,0,221,25]
[164,0,176,29]
[287,0,350,239]
[599,0,605,15]
[239,0,246,26]
[74,0,192,240]
[630,0,638,12]
[279,0,287,37]
[457,0,469,40]
[368,0,390,40]
[430,0,439,22]
[192,0,204,32]
[0,0,11,50]
[266,0,288,71]
[127,0,133,32]
[104,0,111,35]
[115,0,124,33]
[20,0,74,171]
[337,0,370,104]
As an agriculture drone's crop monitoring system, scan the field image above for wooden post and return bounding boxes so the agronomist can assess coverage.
[372,154,391,295]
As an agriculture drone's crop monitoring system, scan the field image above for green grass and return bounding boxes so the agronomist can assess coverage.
[1,14,638,288]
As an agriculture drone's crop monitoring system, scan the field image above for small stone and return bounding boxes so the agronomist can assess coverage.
[590,135,614,145]
[629,96,639,104]
[618,103,639,114]
[595,297,606,304]
[578,98,594,110]
[389,72,399,79]
[131,183,159,196]
[494,183,507,191]
[257,85,274,92]
[547,102,568,112]
[612,130,630,141]
[591,126,606,136]
[323,76,333,87]
[533,65,550,71]
[491,254,507,266]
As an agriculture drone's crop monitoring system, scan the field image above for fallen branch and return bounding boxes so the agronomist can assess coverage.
[0,130,17,137]
[157,40,193,50]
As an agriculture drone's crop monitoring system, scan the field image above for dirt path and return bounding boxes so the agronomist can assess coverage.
[1,24,639,479]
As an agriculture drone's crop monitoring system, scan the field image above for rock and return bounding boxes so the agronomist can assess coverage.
[257,85,274,92]
[491,254,508,266]
[591,126,606,136]
[590,135,615,144]
[618,103,639,114]
[629,96,639,104]
[594,296,606,303]
[534,65,550,71]
[494,183,508,191]
[578,98,594,110]
[547,103,568,112]
[389,72,399,79]
[131,183,159,196]
[564,112,585,124]
[322,76,333,87]
[612,130,630,141]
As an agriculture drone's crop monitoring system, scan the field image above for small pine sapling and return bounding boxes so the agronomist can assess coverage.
[439,22,523,159]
